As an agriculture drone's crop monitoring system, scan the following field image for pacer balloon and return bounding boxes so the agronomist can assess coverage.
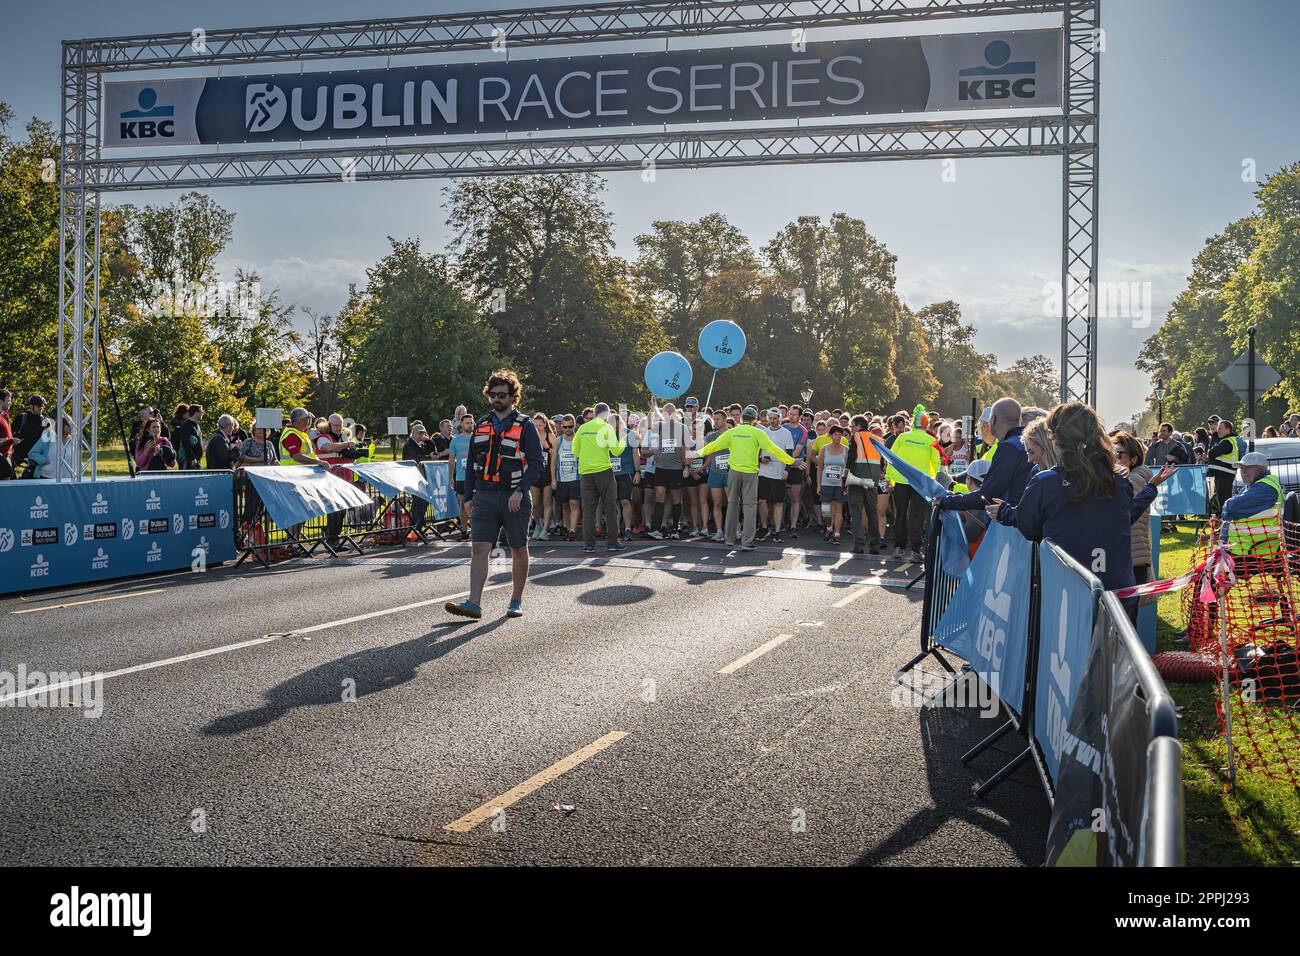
[697,320,747,369]
[644,351,693,399]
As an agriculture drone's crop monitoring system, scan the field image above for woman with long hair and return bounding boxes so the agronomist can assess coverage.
[531,412,556,540]
[1021,418,1060,473]
[1113,432,1155,588]
[992,402,1174,622]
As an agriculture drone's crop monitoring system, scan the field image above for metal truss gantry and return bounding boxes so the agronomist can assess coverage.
[59,0,1099,478]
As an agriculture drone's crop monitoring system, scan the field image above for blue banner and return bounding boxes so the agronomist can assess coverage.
[419,461,458,521]
[1150,463,1208,516]
[932,521,1033,714]
[868,434,970,576]
[0,474,236,595]
[242,465,373,530]
[103,31,1063,148]
[1034,541,1103,785]
[343,461,435,504]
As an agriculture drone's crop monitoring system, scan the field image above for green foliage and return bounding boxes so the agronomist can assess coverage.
[343,238,501,430]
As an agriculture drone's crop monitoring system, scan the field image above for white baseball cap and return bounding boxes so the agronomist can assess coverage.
[1237,452,1268,468]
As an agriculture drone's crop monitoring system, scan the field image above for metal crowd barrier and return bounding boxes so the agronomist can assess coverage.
[910,507,1184,866]
[231,465,460,568]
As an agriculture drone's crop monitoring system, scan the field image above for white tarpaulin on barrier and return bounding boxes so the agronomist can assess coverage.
[242,465,372,530]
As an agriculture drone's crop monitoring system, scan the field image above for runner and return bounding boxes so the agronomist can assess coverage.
[448,413,474,539]
[530,412,555,540]
[704,409,731,542]
[445,369,542,620]
[784,405,810,538]
[552,414,581,540]
[648,402,688,540]
[757,407,796,543]
[819,425,849,544]
[608,411,640,542]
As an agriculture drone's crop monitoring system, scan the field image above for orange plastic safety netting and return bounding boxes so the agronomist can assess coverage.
[1182,518,1300,786]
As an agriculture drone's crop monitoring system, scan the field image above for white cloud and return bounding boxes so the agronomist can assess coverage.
[217,255,369,319]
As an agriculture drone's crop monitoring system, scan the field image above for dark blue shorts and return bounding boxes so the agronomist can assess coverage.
[469,486,532,549]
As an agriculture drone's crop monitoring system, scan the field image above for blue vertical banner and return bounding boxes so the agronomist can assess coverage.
[1136,514,1160,652]
[931,521,1033,713]
[0,474,236,595]
[1033,541,1103,785]
[420,461,457,520]
[1150,464,1208,516]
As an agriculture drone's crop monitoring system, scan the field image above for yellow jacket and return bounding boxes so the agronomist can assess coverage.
[572,417,625,475]
[698,424,794,474]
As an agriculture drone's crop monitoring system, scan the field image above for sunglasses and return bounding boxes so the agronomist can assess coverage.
[488,390,510,399]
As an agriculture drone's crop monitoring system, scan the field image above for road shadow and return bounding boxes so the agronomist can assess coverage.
[577,584,656,606]
[201,618,505,737]
[852,684,1050,867]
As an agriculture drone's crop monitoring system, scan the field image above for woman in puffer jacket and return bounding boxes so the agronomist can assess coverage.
[1113,432,1153,585]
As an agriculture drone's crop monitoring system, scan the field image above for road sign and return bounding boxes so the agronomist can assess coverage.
[1218,351,1281,402]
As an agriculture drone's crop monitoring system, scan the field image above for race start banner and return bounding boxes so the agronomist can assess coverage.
[1033,541,1104,786]
[931,521,1032,714]
[103,30,1062,148]
[0,474,236,595]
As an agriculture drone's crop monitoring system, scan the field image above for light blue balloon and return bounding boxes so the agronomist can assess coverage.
[644,351,693,399]
[697,320,747,369]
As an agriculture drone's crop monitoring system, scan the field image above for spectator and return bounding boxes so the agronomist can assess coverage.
[12,395,49,477]
[170,403,189,432]
[1283,413,1300,438]
[402,422,441,536]
[995,402,1174,623]
[432,419,454,459]
[1113,432,1154,588]
[1263,425,1279,438]
[127,405,154,455]
[0,388,13,479]
[1021,417,1060,473]
[940,397,1033,517]
[205,414,242,469]
[134,418,177,472]
[240,425,278,465]
[1144,422,1190,467]
[1020,406,1048,429]
[172,404,206,470]
[1206,418,1246,514]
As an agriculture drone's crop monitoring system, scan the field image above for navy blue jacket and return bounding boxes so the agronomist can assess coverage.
[1006,467,1159,592]
[940,426,1033,512]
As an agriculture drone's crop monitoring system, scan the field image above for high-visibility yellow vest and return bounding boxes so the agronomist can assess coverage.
[885,429,940,486]
[1226,473,1284,556]
[980,440,998,463]
[277,426,319,466]
[353,439,376,464]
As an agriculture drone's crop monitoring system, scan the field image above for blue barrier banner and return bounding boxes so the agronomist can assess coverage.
[342,461,434,504]
[242,465,373,529]
[1151,463,1208,516]
[0,473,236,595]
[419,461,457,521]
[1034,541,1104,786]
[1136,514,1160,653]
[932,521,1032,713]
[869,434,970,576]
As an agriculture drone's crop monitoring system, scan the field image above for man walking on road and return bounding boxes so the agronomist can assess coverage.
[573,402,628,553]
[690,405,794,551]
[446,370,543,620]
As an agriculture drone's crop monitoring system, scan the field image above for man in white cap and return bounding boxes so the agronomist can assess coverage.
[1219,451,1285,559]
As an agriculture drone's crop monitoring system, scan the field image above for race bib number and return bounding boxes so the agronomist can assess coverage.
[610,455,624,475]
[559,451,578,481]
[823,463,844,484]
[715,453,730,471]
[457,455,468,473]
[661,440,677,453]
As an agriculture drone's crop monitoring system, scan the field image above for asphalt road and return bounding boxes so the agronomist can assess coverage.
[0,538,1048,866]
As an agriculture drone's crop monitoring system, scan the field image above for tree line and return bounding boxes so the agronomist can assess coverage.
[0,102,1061,442]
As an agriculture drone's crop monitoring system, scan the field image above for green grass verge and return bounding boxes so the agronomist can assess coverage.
[1155,525,1300,865]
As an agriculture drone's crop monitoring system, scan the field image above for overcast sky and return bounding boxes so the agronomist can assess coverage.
[5,0,1298,424]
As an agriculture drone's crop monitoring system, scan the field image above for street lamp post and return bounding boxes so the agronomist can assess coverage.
[1154,378,1166,425]
[800,381,813,405]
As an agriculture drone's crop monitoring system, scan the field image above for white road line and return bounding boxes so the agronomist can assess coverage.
[718,633,796,675]
[10,588,166,615]
[832,584,879,608]
[0,637,280,705]
[0,545,674,702]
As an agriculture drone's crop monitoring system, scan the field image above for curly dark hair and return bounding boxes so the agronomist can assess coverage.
[482,369,522,403]
[1049,402,1117,505]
